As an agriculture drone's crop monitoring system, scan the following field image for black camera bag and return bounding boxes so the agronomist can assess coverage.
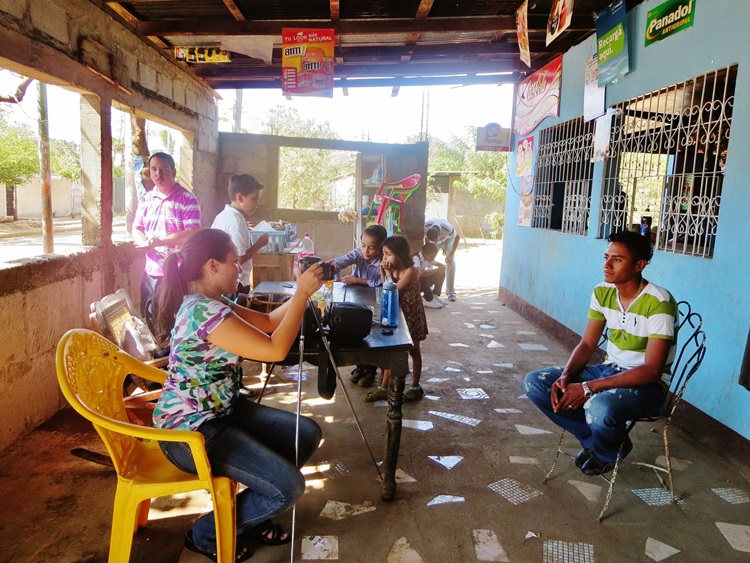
[325,302,372,342]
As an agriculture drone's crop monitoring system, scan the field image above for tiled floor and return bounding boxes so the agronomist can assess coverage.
[1,240,748,562]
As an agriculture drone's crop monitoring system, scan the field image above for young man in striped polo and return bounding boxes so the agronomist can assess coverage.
[523,230,678,476]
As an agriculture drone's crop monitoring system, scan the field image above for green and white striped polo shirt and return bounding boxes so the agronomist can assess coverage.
[588,281,678,378]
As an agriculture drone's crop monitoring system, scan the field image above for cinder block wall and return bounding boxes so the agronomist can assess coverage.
[0,0,220,218]
[0,0,220,451]
[0,247,144,452]
[214,133,429,258]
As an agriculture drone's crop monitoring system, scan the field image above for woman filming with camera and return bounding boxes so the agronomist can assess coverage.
[152,228,324,561]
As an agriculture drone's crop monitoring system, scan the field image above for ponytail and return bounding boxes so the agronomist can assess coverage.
[155,253,189,343]
[154,229,236,343]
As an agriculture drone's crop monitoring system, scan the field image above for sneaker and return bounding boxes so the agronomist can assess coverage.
[358,366,377,387]
[422,297,443,309]
[350,366,365,383]
[358,371,376,387]
[433,295,447,306]
[447,294,457,302]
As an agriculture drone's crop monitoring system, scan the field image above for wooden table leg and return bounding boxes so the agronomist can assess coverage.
[381,351,408,501]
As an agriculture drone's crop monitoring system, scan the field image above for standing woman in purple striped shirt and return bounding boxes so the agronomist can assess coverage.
[133,152,202,333]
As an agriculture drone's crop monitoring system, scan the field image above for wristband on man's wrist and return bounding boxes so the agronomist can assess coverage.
[582,381,594,399]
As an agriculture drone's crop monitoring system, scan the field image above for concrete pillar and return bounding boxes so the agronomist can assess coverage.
[80,94,113,246]
[266,144,280,208]
[179,130,195,194]
[182,129,222,225]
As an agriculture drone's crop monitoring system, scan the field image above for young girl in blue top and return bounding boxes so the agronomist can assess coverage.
[153,228,324,561]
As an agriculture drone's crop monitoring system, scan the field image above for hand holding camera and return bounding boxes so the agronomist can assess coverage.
[299,256,335,281]
[296,261,324,298]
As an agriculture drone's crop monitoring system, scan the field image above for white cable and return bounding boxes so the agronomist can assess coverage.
[290,304,308,562]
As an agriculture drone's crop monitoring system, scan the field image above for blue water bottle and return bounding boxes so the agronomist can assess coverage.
[381,279,399,328]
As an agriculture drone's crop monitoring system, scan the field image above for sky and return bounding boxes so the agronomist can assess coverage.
[1,71,83,142]
[2,69,514,146]
[219,83,515,144]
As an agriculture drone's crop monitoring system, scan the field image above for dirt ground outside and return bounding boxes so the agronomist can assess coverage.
[0,217,46,234]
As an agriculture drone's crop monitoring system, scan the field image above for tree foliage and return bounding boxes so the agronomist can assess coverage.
[50,138,81,181]
[0,111,82,185]
[417,128,509,236]
[261,107,355,210]
[0,111,39,186]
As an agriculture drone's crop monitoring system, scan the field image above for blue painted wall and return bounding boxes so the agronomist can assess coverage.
[502,0,750,439]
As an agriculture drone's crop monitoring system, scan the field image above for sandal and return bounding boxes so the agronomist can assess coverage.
[245,519,291,546]
[404,385,424,402]
[184,529,253,562]
[364,386,388,402]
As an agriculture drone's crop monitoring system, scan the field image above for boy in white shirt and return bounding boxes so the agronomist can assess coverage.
[211,174,269,294]
[413,242,447,309]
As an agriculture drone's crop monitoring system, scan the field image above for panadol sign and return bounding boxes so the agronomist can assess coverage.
[645,0,696,46]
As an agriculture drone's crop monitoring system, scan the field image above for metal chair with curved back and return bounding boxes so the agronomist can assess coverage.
[56,329,238,562]
[543,300,707,521]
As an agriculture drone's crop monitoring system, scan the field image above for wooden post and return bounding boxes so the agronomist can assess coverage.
[127,115,149,235]
[37,82,53,253]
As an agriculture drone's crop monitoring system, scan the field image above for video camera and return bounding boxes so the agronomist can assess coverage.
[299,256,335,281]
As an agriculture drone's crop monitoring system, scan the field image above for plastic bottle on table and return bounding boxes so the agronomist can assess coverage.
[294,233,315,280]
[380,278,399,328]
[299,233,315,257]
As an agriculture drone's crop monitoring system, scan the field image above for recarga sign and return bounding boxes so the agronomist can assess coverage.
[645,0,696,46]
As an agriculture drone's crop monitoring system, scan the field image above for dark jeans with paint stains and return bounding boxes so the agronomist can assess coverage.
[523,364,666,463]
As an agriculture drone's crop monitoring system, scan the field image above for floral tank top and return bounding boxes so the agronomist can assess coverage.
[153,294,241,430]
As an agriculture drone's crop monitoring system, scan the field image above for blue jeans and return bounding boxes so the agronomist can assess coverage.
[437,240,456,295]
[523,365,666,463]
[160,397,322,553]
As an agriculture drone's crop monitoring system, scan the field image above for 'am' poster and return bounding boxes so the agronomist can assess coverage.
[282,28,335,97]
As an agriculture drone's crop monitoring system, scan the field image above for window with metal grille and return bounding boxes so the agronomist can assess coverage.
[532,117,595,235]
[599,65,736,258]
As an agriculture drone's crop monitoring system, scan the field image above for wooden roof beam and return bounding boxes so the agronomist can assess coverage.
[330,0,340,22]
[194,60,522,79]
[222,0,246,21]
[136,14,594,35]
[208,73,519,90]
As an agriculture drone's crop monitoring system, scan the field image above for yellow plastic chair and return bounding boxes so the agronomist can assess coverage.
[89,288,167,427]
[56,329,237,563]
